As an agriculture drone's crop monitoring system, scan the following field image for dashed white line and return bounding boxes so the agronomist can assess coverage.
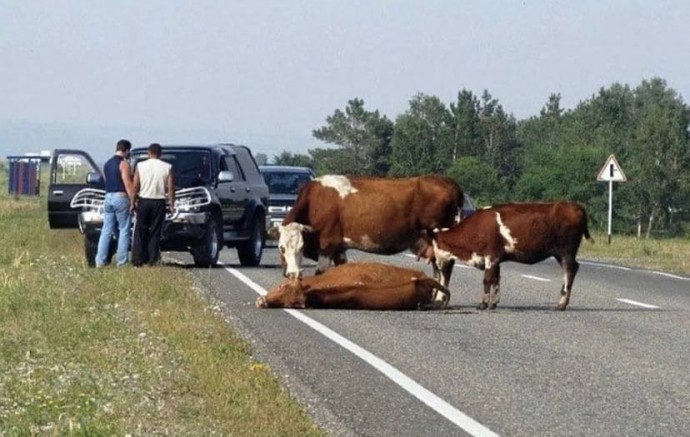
[221,262,499,437]
[616,298,660,309]
[521,274,551,282]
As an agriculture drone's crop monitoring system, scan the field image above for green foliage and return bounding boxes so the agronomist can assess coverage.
[272,151,314,169]
[312,98,393,176]
[254,153,268,166]
[446,156,504,205]
[389,93,452,176]
[313,77,690,237]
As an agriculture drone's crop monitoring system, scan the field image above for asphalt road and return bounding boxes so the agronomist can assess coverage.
[172,246,690,437]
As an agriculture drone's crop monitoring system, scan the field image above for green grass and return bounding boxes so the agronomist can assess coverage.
[579,231,690,275]
[0,170,322,435]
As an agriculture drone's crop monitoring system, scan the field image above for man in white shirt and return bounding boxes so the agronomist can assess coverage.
[131,143,175,266]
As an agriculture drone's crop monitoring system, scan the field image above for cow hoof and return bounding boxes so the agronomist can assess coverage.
[256,296,267,308]
[556,304,567,311]
[477,302,488,310]
[488,303,497,310]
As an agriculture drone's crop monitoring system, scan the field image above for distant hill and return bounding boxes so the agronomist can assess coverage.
[0,120,315,164]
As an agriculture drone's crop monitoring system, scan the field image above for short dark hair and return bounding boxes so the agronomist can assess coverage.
[116,139,132,152]
[148,143,162,157]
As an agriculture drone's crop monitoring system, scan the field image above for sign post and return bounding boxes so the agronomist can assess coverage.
[597,154,627,244]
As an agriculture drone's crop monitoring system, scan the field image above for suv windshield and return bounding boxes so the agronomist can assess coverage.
[262,171,312,195]
[132,150,212,188]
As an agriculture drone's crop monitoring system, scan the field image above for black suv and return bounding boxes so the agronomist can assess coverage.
[259,165,315,230]
[48,144,269,267]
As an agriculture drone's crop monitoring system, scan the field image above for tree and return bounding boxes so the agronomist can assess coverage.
[389,93,451,176]
[313,98,394,176]
[446,156,504,205]
[272,151,314,168]
[447,89,482,161]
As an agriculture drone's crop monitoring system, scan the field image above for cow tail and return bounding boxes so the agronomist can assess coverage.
[581,205,595,244]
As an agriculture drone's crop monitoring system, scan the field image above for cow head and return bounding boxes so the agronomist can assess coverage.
[256,278,306,309]
[276,222,315,279]
[414,277,451,310]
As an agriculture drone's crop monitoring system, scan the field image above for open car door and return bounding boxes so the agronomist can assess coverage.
[48,149,104,229]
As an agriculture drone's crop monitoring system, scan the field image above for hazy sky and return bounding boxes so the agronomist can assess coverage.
[1,1,689,159]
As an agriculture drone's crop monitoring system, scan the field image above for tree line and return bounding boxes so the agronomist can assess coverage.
[271,78,690,238]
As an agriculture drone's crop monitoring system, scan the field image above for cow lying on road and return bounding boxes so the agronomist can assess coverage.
[269,174,462,280]
[256,262,450,310]
[418,202,593,311]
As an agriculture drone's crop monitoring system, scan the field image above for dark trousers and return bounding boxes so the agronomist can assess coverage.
[132,198,167,266]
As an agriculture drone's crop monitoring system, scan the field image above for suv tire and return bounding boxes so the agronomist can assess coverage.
[192,218,221,267]
[237,215,264,266]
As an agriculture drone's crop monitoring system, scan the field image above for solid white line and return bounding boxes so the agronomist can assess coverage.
[221,263,499,437]
[579,261,632,271]
[650,271,689,280]
[616,298,660,309]
[520,274,551,282]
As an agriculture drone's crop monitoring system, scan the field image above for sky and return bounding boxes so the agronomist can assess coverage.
[1,0,689,162]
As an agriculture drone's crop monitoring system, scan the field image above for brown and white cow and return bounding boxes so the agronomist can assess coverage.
[418,202,593,311]
[256,262,450,310]
[269,175,462,279]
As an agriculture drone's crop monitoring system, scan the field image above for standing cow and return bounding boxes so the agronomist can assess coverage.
[270,175,463,280]
[256,262,450,310]
[419,202,593,311]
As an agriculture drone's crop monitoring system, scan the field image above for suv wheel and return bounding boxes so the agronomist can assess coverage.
[192,219,221,267]
[237,216,264,266]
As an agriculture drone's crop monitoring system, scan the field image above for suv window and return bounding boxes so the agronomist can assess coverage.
[263,171,313,195]
[132,149,213,188]
[223,156,245,182]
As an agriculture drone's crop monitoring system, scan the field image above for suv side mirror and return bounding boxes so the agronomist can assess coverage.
[218,170,234,183]
[86,172,103,186]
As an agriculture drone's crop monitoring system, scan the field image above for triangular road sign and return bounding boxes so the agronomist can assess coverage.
[597,154,627,182]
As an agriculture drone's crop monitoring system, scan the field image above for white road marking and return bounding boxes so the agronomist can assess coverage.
[579,261,632,271]
[403,253,471,268]
[521,274,551,282]
[651,271,689,280]
[221,263,499,437]
[616,298,660,309]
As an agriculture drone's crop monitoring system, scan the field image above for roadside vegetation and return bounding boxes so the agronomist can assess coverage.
[579,231,690,275]
[0,169,322,435]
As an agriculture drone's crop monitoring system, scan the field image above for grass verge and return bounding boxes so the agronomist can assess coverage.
[0,186,322,434]
[579,231,690,275]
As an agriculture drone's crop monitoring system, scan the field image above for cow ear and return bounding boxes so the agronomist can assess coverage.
[268,226,280,241]
[300,224,315,233]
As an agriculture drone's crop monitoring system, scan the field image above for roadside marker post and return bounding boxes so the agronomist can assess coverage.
[597,154,627,244]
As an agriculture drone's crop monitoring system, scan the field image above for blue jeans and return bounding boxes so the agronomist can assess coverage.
[96,193,131,267]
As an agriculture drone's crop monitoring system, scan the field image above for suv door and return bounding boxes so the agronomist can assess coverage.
[217,154,249,231]
[48,149,104,229]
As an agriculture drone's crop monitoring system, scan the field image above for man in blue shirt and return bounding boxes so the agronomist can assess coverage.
[96,139,136,267]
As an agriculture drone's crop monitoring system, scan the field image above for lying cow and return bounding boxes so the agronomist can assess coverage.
[269,174,462,279]
[256,262,450,310]
[419,202,593,311]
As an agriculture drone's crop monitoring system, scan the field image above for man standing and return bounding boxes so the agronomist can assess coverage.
[131,143,175,266]
[96,139,136,267]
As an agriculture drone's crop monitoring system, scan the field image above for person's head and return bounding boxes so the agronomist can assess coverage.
[148,143,162,158]
[116,139,132,157]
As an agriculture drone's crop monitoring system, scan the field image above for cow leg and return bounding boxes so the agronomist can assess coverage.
[333,250,348,266]
[433,257,454,287]
[557,256,579,311]
[479,265,499,310]
[315,253,332,275]
[488,264,501,310]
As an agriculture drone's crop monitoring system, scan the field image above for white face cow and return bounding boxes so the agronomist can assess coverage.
[277,222,313,279]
